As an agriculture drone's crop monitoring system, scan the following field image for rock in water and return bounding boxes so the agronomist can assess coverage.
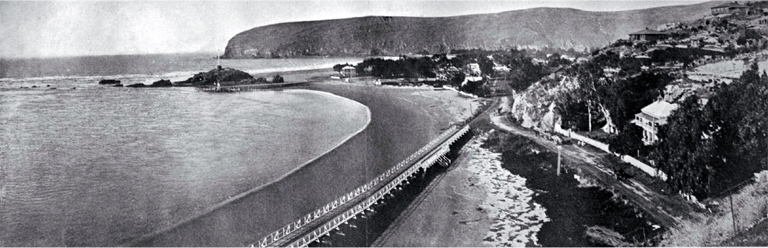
[98,79,121,85]
[150,79,173,87]
[113,84,123,87]
[126,83,147,88]
[178,67,256,86]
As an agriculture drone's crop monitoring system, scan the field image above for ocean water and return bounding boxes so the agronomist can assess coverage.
[0,54,369,246]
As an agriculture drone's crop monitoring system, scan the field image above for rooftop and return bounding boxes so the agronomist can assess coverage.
[641,101,679,119]
[629,29,667,35]
[712,3,749,9]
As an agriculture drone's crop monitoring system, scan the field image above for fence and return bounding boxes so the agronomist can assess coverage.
[621,155,668,181]
[553,124,610,152]
[553,124,668,181]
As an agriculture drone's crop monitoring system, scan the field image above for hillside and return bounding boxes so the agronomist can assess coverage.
[224,1,720,58]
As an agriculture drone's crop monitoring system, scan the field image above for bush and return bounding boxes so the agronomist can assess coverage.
[272,75,284,83]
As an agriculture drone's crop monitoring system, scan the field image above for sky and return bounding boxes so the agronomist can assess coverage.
[0,0,711,58]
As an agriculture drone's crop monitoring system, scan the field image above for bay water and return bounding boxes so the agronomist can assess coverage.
[0,54,368,246]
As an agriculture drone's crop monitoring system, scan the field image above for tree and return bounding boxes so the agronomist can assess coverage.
[707,62,768,193]
[555,89,605,131]
[651,95,715,198]
[333,63,352,72]
[272,74,284,83]
[608,124,645,156]
[450,72,466,88]
[597,72,672,131]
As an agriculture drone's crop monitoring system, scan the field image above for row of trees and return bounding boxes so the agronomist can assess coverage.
[493,48,549,91]
[556,63,767,199]
[652,63,768,197]
[556,51,673,132]
[352,57,438,78]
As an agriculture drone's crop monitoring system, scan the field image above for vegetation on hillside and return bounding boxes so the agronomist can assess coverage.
[333,48,554,97]
[652,63,768,197]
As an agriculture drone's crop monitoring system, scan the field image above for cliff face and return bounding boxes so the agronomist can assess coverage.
[224,2,718,58]
[510,76,578,129]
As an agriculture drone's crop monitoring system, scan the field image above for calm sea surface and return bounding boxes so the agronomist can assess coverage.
[0,54,368,246]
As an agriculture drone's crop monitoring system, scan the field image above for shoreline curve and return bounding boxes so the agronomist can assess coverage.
[124,89,371,246]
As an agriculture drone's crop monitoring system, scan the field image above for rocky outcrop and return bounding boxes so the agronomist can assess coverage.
[175,67,257,86]
[113,83,123,87]
[126,83,147,88]
[509,76,578,130]
[98,79,121,85]
[150,79,173,87]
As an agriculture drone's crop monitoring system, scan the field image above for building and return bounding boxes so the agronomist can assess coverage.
[711,3,749,16]
[657,22,679,31]
[628,29,668,42]
[492,63,510,75]
[341,65,356,78]
[633,101,679,145]
[446,66,461,74]
[464,63,482,76]
[754,16,768,26]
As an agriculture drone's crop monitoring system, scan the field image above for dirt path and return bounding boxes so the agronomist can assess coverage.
[490,114,698,230]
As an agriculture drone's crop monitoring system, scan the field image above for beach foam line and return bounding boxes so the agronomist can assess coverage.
[123,89,371,246]
[465,134,549,247]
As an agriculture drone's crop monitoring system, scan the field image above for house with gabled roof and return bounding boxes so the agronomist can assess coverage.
[629,29,668,42]
[633,100,679,145]
[711,2,749,16]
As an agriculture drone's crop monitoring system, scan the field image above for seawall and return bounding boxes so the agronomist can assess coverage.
[132,83,444,246]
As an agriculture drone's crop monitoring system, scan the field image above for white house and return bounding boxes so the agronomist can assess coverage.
[633,101,679,145]
[341,65,356,78]
[464,63,482,76]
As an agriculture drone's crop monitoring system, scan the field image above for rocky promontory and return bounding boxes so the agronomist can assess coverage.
[98,79,121,85]
[150,79,173,87]
[102,68,278,88]
[174,67,261,86]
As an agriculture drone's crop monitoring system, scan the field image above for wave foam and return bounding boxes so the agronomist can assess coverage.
[465,135,549,247]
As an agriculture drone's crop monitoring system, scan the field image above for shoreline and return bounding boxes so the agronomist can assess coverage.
[132,70,472,246]
[374,132,551,247]
[123,88,372,246]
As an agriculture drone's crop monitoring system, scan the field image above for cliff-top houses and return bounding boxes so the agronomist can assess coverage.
[711,2,750,16]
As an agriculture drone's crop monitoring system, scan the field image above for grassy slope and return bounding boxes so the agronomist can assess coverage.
[224,1,719,58]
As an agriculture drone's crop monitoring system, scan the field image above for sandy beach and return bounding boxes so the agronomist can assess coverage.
[375,132,549,247]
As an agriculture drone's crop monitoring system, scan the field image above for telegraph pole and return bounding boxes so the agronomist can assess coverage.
[587,100,592,132]
[557,145,562,176]
[731,194,738,234]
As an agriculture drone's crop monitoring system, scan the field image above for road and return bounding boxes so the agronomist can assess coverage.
[490,114,698,230]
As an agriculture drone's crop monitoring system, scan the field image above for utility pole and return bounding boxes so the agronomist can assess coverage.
[731,194,738,234]
[557,145,562,176]
[587,100,592,132]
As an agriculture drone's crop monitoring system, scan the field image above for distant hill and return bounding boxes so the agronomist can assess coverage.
[223,1,721,58]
